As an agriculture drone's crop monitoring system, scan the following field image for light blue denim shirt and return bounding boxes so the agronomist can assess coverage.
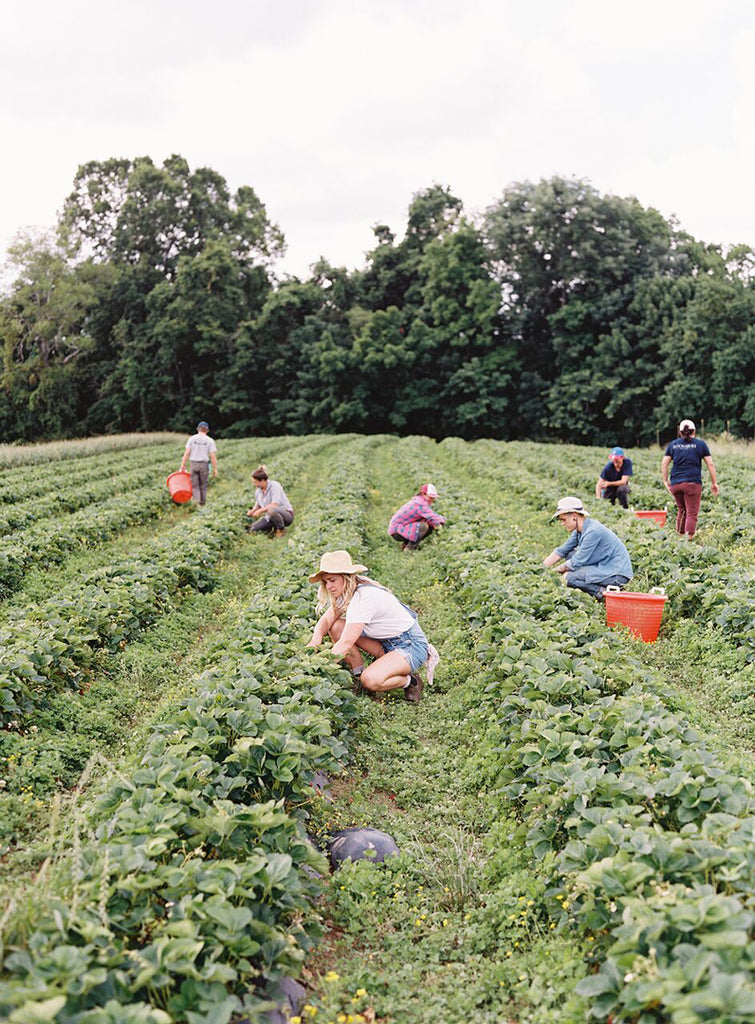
[556,517,633,584]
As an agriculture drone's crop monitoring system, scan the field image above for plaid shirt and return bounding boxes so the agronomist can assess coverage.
[388,495,446,542]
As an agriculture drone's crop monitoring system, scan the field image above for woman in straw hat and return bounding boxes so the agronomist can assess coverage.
[307,550,438,702]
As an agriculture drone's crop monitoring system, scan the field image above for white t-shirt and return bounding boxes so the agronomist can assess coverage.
[185,433,217,462]
[344,585,415,639]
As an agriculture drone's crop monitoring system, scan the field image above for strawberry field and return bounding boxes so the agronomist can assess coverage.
[0,434,754,1023]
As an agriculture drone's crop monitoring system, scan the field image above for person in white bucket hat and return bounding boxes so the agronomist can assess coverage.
[306,550,440,701]
[388,483,446,551]
[543,496,633,600]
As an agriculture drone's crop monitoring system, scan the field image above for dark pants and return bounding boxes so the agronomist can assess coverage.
[250,508,294,533]
[190,461,209,505]
[566,570,631,600]
[392,521,432,550]
[601,485,630,509]
[670,482,702,536]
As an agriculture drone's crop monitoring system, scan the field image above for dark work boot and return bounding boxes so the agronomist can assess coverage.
[404,672,424,702]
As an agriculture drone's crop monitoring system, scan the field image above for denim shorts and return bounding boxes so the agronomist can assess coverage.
[379,621,429,672]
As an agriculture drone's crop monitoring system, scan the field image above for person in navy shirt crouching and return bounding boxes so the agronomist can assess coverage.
[661,419,719,538]
[596,446,632,509]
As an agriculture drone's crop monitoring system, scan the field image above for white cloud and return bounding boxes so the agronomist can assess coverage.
[1,0,753,280]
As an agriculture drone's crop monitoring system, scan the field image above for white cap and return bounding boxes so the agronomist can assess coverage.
[550,496,590,520]
[679,419,696,432]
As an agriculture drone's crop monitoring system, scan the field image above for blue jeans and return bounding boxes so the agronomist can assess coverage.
[379,621,429,671]
[566,570,630,600]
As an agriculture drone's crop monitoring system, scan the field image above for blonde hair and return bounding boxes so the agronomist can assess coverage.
[316,574,389,615]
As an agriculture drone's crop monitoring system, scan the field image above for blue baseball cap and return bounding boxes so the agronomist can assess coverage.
[197,421,209,430]
[610,446,625,456]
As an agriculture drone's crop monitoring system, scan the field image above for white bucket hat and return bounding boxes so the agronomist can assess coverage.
[550,496,590,520]
[308,550,368,583]
[679,419,696,432]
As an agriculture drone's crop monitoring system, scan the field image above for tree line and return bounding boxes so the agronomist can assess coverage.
[1,155,753,444]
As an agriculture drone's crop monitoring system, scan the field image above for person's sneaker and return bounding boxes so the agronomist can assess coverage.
[404,672,424,702]
[274,528,286,538]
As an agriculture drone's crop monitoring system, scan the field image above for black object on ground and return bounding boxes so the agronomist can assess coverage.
[255,977,306,1024]
[310,770,332,799]
[328,827,399,869]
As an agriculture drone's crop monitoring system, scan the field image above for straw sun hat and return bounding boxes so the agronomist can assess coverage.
[308,550,368,583]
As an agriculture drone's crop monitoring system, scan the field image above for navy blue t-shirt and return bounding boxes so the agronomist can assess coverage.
[665,437,711,484]
[600,457,633,482]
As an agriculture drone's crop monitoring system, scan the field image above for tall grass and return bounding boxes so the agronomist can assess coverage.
[0,433,184,469]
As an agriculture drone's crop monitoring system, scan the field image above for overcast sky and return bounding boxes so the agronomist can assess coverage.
[1,0,753,280]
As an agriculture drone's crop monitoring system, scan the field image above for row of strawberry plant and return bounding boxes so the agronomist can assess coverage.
[0,437,378,1023]
[0,435,347,857]
[0,437,294,602]
[0,435,292,535]
[424,440,755,1022]
[0,436,334,724]
[450,438,755,659]
[0,435,287,508]
[0,462,178,539]
[0,442,180,505]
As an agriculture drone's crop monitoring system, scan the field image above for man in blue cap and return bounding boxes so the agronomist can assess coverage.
[179,421,218,508]
[595,446,632,509]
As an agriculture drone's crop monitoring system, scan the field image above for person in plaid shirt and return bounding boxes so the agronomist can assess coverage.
[389,483,446,551]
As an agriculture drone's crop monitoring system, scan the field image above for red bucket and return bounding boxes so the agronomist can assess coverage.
[166,471,192,504]
[604,587,667,643]
[634,510,667,526]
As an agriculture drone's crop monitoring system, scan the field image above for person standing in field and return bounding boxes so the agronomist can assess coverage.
[179,421,218,508]
[388,483,446,551]
[307,550,438,702]
[543,496,633,600]
[661,419,719,538]
[595,446,632,509]
[246,465,294,537]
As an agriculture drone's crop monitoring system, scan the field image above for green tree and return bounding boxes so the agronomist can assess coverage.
[484,176,685,438]
[60,155,284,276]
[0,233,111,439]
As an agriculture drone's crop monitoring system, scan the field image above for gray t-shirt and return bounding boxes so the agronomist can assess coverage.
[255,480,293,513]
[185,433,217,462]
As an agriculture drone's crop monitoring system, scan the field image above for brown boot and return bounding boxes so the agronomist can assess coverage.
[274,528,286,538]
[404,672,424,702]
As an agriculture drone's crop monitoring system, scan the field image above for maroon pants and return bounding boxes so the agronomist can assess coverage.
[670,482,702,536]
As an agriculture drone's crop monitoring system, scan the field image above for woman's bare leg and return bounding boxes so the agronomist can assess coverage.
[361,650,412,693]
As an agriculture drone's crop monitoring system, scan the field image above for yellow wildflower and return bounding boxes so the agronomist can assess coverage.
[324,971,340,983]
